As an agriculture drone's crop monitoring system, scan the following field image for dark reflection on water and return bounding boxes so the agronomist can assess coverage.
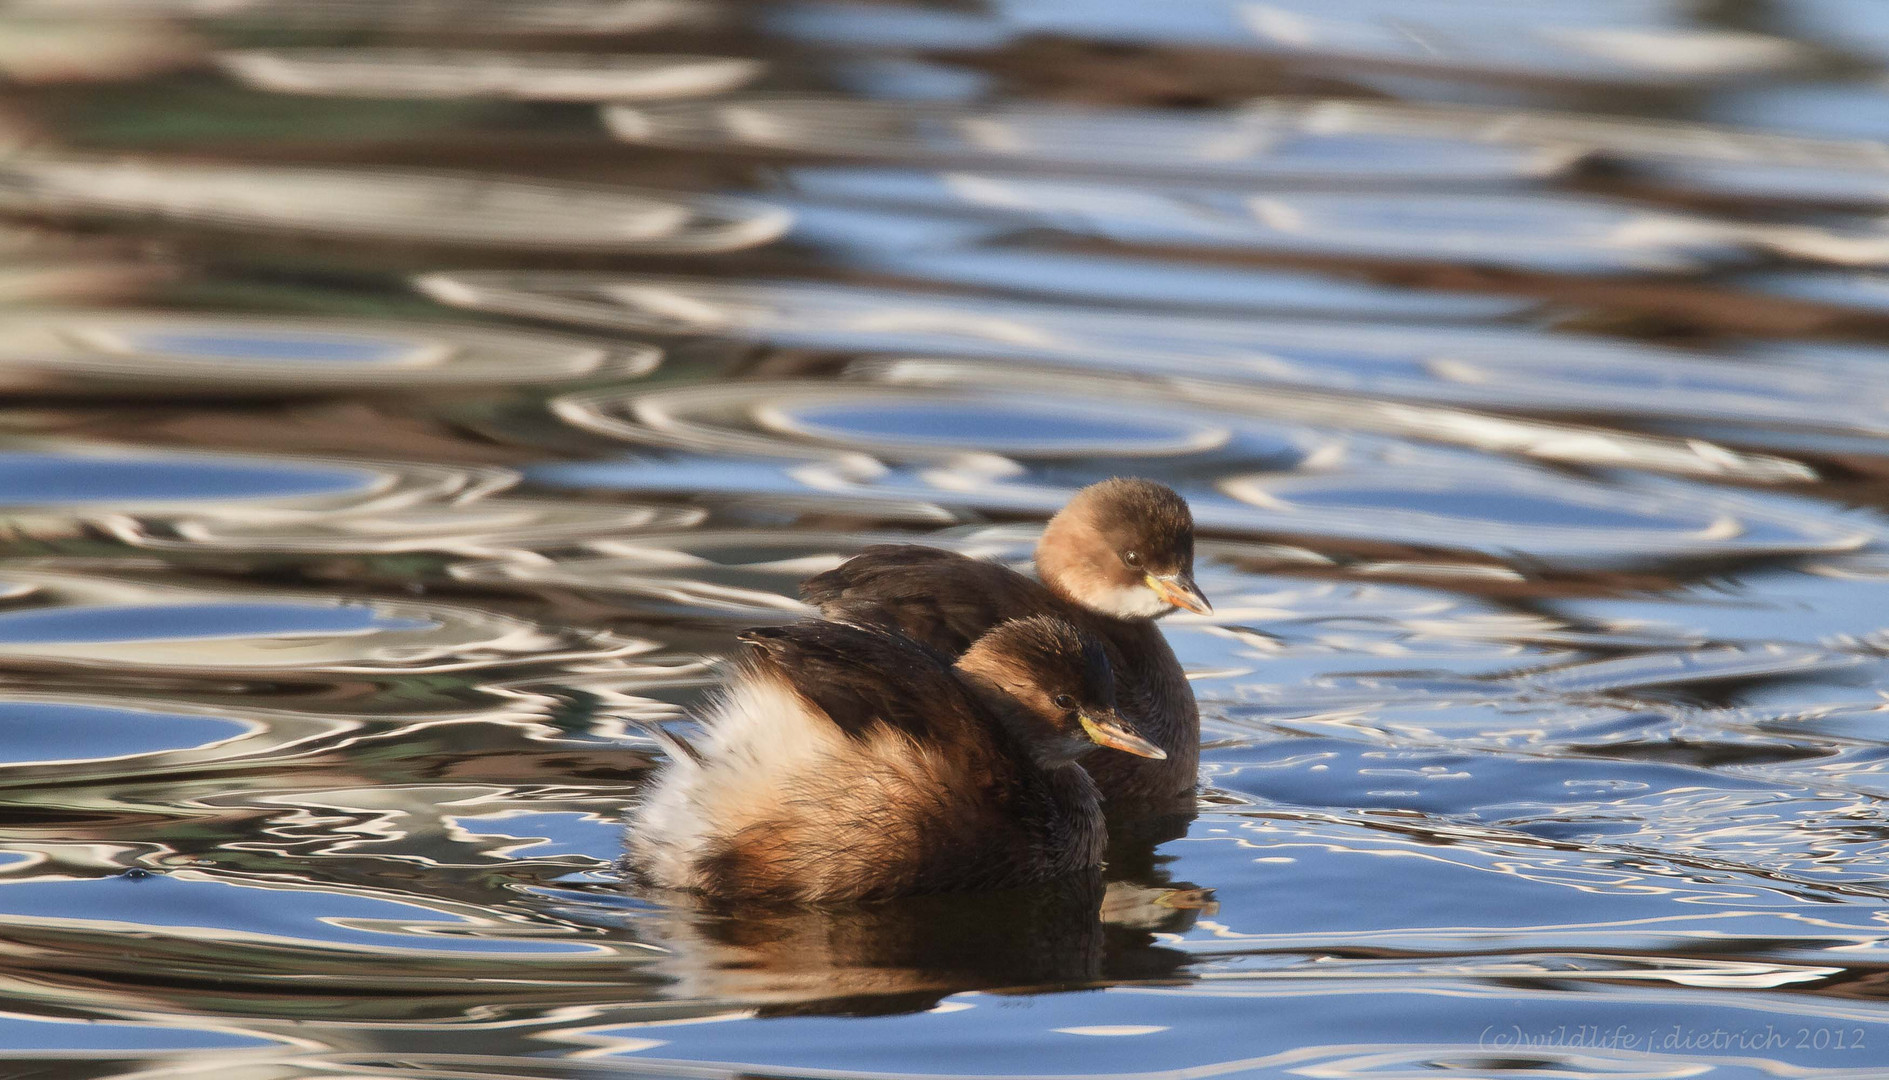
[3,1,1889,1078]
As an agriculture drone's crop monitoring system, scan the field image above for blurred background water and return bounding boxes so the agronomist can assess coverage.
[5,1,1889,1077]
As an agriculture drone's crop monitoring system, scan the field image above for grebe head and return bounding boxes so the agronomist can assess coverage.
[958,615,1164,767]
[1035,478,1210,620]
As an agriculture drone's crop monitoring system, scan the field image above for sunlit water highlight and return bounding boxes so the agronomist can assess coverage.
[0,3,1887,1079]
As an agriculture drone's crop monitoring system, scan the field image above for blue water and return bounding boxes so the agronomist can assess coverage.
[776,398,1209,451]
[0,2,1887,1078]
[0,700,246,761]
[131,330,420,364]
[0,602,431,643]
[0,452,373,504]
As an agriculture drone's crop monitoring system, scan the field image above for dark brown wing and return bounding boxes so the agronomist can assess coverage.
[736,621,988,752]
[801,544,1063,656]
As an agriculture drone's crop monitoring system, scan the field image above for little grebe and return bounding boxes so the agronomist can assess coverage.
[802,478,1208,815]
[626,615,1163,903]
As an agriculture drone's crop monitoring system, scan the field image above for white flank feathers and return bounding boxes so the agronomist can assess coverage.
[626,672,843,891]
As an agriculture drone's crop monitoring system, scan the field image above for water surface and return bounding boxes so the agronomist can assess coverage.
[1,2,1889,1078]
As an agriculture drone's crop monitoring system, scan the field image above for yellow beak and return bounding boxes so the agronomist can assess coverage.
[1079,710,1167,760]
[1147,572,1212,615]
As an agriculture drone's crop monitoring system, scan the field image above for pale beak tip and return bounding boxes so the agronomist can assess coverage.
[1079,713,1168,760]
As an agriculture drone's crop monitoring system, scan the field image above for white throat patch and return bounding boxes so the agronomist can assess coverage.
[1082,581,1169,620]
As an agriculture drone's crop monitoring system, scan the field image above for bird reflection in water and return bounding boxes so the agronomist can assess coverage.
[631,871,1205,1018]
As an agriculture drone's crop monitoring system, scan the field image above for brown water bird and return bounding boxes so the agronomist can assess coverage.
[626,615,1165,903]
[802,478,1208,817]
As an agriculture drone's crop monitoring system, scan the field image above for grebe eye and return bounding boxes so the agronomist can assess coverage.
[1123,551,1142,568]
[1053,694,1076,711]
